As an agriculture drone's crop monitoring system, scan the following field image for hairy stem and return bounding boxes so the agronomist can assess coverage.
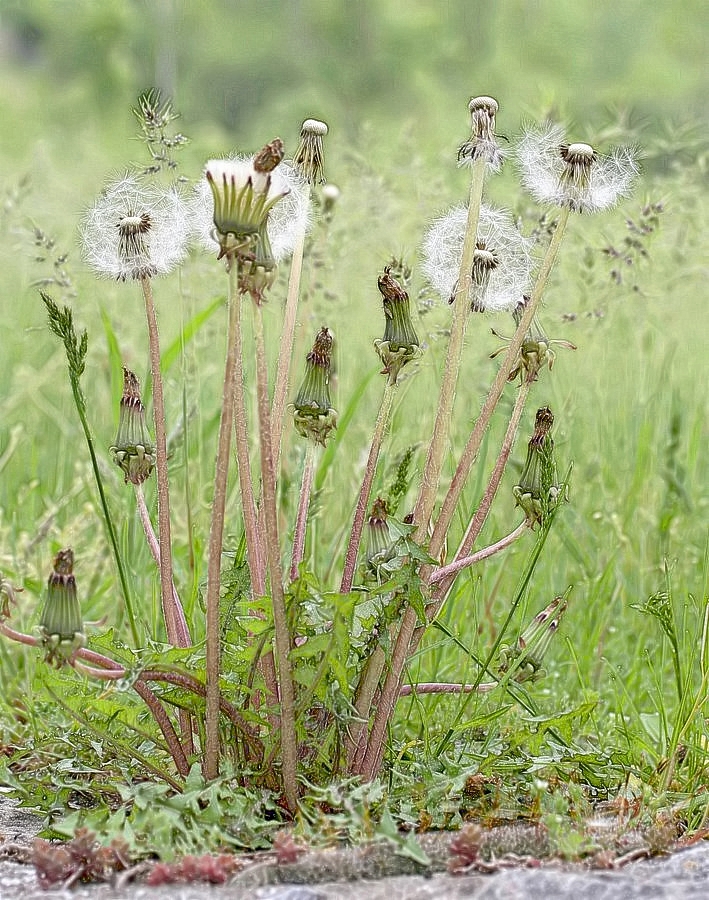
[203,280,241,781]
[340,381,396,594]
[290,443,316,582]
[141,275,176,644]
[411,156,487,540]
[134,484,191,647]
[253,302,299,813]
[428,520,528,585]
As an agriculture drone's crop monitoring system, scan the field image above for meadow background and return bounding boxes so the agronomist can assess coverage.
[0,0,708,820]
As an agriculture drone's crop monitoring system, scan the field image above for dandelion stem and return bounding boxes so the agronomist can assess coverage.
[252,301,299,813]
[411,155,487,540]
[203,276,242,781]
[134,484,190,647]
[290,443,316,582]
[428,206,571,559]
[340,381,397,594]
[399,681,497,696]
[428,520,528,585]
[271,224,307,463]
[141,275,177,645]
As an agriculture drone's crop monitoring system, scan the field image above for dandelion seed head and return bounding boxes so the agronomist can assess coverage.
[421,204,533,313]
[458,95,504,172]
[516,123,639,213]
[80,173,191,281]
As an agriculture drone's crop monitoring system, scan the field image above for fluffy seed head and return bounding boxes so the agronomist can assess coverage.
[516,123,639,213]
[81,173,191,281]
[421,205,534,313]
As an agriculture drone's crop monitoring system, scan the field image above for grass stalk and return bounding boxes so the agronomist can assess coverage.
[252,301,299,813]
[340,381,397,594]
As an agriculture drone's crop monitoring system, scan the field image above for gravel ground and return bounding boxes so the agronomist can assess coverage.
[2,796,709,899]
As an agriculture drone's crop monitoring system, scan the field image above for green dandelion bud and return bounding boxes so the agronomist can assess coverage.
[366,498,396,572]
[498,596,568,682]
[493,298,577,383]
[374,267,422,385]
[37,549,85,667]
[513,406,560,527]
[293,118,328,185]
[293,327,337,446]
[110,367,156,485]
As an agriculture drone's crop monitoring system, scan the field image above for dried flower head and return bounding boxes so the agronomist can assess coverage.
[516,123,639,212]
[374,267,422,384]
[194,153,310,263]
[293,118,328,184]
[37,548,84,667]
[498,595,568,682]
[513,406,561,527]
[457,95,504,172]
[81,173,191,280]
[491,297,576,383]
[110,367,156,485]
[366,497,395,572]
[293,327,337,446]
[421,204,533,312]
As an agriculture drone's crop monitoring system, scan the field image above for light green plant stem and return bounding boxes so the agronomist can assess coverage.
[140,275,178,645]
[340,381,397,594]
[410,156,487,542]
[271,224,307,462]
[360,209,571,781]
[252,301,299,814]
[203,278,242,782]
[290,442,316,582]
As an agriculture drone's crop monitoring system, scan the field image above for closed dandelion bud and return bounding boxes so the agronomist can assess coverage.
[366,498,395,572]
[294,118,328,185]
[110,367,156,485]
[374,267,422,385]
[37,549,85,667]
[513,406,559,527]
[457,95,504,172]
[293,327,337,446]
[516,123,639,213]
[498,596,568,683]
[494,298,577,382]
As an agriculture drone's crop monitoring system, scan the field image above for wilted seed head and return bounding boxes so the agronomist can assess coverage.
[458,95,504,172]
[195,152,310,265]
[81,173,191,281]
[366,497,395,572]
[493,297,577,382]
[110,367,156,485]
[37,549,85,667]
[422,205,533,313]
[498,596,568,682]
[294,118,328,185]
[516,123,639,213]
[374,268,422,384]
[293,327,337,446]
[513,406,560,527]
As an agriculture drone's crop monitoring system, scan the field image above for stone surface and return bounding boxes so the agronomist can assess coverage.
[2,796,709,899]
